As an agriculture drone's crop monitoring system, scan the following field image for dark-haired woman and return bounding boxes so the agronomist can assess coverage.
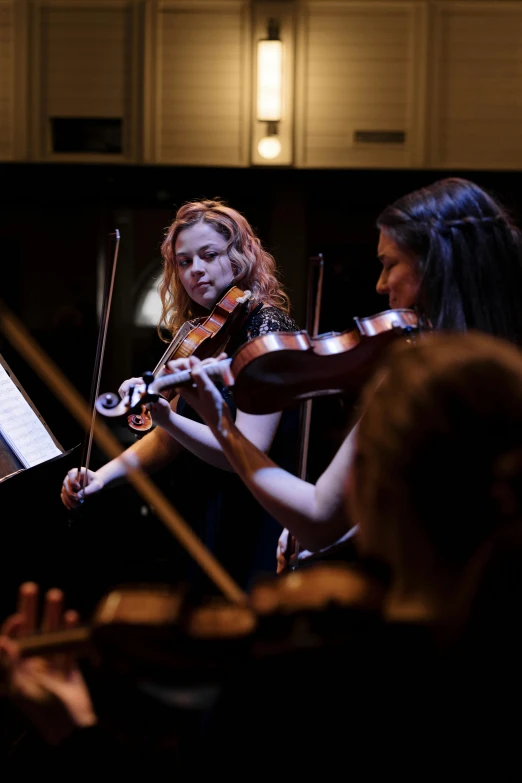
[167,177,522,560]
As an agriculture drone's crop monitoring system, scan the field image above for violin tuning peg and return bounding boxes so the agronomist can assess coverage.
[96,392,120,411]
[142,371,154,387]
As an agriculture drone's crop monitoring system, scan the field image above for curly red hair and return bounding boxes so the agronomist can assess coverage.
[158,199,290,340]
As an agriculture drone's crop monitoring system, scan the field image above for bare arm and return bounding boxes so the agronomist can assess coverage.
[149,356,281,470]
[62,376,280,508]
[61,420,183,508]
[155,402,281,472]
[94,422,183,487]
[179,363,357,551]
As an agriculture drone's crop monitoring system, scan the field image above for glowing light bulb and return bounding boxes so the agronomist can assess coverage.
[257,136,282,160]
[256,40,283,122]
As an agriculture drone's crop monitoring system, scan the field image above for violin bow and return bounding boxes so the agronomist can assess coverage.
[291,253,325,564]
[79,229,120,487]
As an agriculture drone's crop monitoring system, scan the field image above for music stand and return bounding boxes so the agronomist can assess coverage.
[0,353,81,618]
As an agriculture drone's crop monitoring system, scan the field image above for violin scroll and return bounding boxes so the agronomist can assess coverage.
[96,391,121,413]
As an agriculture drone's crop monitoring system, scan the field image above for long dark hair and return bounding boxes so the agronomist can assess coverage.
[377,178,522,344]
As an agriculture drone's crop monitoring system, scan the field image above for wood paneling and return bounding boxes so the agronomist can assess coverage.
[298,1,424,168]
[0,1,13,159]
[433,2,522,169]
[155,3,248,165]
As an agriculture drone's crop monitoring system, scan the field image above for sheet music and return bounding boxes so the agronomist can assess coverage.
[0,362,61,468]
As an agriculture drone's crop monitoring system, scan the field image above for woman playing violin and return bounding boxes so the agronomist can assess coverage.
[60,199,299,593]
[10,330,522,774]
[199,330,522,779]
[162,178,522,565]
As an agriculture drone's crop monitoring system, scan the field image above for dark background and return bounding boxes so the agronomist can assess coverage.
[1,161,522,616]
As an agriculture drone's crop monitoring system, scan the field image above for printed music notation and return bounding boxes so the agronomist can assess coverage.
[0,361,61,469]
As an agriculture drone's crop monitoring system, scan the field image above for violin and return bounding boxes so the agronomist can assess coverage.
[17,584,257,686]
[127,285,252,433]
[15,564,384,683]
[95,308,420,419]
[230,307,420,414]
